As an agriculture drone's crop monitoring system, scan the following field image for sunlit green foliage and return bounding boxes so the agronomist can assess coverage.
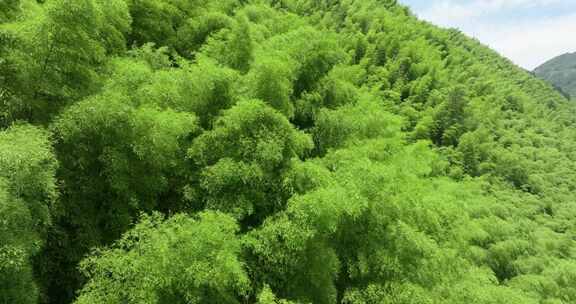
[188,99,312,224]
[1,0,576,304]
[0,125,57,304]
[75,212,248,304]
[0,0,21,22]
[0,0,131,125]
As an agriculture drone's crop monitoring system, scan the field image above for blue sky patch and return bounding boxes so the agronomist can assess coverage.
[400,0,576,69]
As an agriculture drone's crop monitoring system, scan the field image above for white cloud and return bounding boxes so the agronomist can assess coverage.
[420,0,568,24]
[414,0,576,69]
[477,13,576,69]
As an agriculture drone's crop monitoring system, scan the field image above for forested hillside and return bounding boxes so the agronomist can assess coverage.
[2,0,576,303]
[534,52,576,99]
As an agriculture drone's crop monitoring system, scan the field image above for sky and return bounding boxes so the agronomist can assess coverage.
[399,0,576,70]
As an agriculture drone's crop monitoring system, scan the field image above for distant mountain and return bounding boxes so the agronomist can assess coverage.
[534,52,576,98]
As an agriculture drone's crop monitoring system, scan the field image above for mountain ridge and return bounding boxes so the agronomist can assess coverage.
[534,51,576,98]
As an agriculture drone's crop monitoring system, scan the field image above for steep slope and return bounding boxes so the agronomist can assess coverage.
[1,0,576,304]
[534,52,576,98]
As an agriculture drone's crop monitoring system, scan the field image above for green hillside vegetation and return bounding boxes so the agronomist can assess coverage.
[534,52,576,98]
[1,0,576,303]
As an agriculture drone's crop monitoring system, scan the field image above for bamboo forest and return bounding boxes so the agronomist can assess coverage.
[1,0,576,303]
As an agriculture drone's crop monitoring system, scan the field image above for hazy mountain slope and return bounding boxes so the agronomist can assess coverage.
[1,0,576,304]
[534,52,576,98]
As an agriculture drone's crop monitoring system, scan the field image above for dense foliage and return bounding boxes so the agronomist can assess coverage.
[534,52,576,99]
[1,0,576,303]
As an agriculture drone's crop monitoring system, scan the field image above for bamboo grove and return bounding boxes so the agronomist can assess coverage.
[1,0,576,303]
